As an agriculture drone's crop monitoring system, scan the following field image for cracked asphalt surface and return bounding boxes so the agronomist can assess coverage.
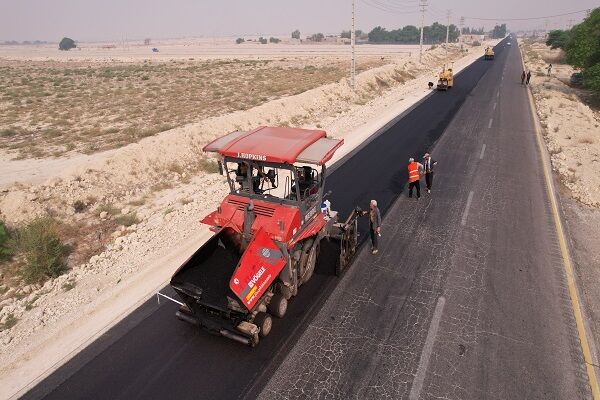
[258,38,592,399]
[23,36,591,400]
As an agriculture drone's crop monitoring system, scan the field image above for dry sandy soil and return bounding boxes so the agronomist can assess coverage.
[0,56,386,159]
[521,38,600,365]
[0,39,496,398]
[0,37,423,62]
[521,39,600,207]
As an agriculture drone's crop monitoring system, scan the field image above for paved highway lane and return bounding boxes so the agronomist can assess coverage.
[24,40,519,400]
[258,38,593,399]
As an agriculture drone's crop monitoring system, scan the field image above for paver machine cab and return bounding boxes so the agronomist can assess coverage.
[484,47,495,60]
[170,127,362,346]
[437,64,454,91]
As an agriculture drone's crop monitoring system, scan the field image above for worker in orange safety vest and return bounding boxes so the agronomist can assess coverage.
[407,157,424,199]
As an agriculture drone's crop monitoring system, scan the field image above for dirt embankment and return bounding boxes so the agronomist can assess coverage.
[521,38,600,368]
[0,42,495,397]
[521,39,600,207]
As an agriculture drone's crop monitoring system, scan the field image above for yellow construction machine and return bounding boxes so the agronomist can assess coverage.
[437,64,454,91]
[484,47,495,60]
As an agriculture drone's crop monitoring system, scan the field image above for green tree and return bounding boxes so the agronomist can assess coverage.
[291,29,301,39]
[341,30,364,39]
[565,8,600,97]
[448,25,460,42]
[546,30,570,50]
[423,22,447,43]
[400,25,420,43]
[58,37,76,50]
[565,10,600,69]
[0,220,11,261]
[368,26,390,42]
[368,23,458,43]
[491,24,507,39]
[309,33,324,42]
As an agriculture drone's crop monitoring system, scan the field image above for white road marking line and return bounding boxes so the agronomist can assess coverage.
[409,296,446,400]
[493,102,497,110]
[461,191,474,226]
[480,144,486,159]
[488,118,493,128]
[497,90,500,98]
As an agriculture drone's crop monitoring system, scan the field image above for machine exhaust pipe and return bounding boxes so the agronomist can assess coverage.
[175,310,200,326]
[220,329,252,345]
[176,311,252,345]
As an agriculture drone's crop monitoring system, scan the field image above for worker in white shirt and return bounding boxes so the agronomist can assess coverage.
[422,153,438,194]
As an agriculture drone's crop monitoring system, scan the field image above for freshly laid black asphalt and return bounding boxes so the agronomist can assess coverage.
[258,37,592,399]
[23,36,590,400]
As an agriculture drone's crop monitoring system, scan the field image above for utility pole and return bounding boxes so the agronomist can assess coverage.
[445,10,451,45]
[419,0,427,63]
[445,10,451,55]
[351,0,356,89]
[459,16,465,52]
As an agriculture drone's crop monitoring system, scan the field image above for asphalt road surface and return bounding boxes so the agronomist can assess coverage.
[23,36,590,400]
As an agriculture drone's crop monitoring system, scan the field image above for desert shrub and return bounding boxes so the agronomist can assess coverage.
[236,38,245,44]
[16,217,70,283]
[269,37,281,43]
[114,213,139,227]
[0,127,21,137]
[72,200,87,213]
[0,220,12,261]
[97,203,120,216]
[59,37,76,51]
[291,29,301,39]
[472,41,481,47]
[198,158,220,174]
[0,314,18,332]
[258,37,268,44]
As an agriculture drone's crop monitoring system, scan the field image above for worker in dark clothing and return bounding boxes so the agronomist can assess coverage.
[422,153,437,194]
[368,199,381,254]
[407,157,423,199]
[526,70,532,85]
[521,70,526,85]
[235,162,249,190]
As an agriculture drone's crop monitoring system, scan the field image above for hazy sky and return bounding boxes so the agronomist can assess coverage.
[0,0,596,42]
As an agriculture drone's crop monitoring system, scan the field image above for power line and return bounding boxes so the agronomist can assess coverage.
[360,0,419,14]
[375,0,420,8]
[464,8,588,21]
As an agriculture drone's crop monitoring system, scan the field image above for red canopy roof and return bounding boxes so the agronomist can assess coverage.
[203,126,343,165]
